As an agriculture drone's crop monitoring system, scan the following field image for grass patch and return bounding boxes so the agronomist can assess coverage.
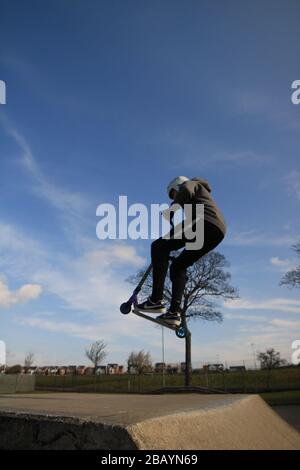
[35,367,300,394]
[260,390,300,406]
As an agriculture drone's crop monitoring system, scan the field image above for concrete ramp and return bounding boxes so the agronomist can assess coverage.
[0,393,299,450]
[129,395,300,450]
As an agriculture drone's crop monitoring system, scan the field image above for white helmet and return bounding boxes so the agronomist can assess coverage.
[167,176,189,198]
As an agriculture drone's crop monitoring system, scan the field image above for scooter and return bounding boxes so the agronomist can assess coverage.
[120,259,188,339]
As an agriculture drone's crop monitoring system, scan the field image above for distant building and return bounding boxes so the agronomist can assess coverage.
[229,366,246,372]
[95,365,107,375]
[154,362,166,373]
[203,364,224,372]
[37,367,50,375]
[76,366,86,375]
[16,363,126,376]
[107,364,124,374]
[27,367,38,375]
[83,367,94,375]
[166,363,180,374]
[66,366,77,375]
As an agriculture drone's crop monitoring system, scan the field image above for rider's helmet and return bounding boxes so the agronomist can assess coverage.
[167,176,189,198]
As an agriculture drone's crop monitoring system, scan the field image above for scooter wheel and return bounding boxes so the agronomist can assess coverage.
[120,302,132,314]
[176,325,187,339]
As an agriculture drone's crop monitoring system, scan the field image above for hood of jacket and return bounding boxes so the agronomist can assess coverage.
[191,176,211,193]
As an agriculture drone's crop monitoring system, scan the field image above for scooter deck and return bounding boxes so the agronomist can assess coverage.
[132,308,181,332]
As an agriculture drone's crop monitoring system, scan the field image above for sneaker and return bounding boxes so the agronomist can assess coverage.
[134,297,166,314]
[156,311,181,327]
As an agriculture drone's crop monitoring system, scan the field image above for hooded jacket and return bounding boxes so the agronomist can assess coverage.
[173,177,226,236]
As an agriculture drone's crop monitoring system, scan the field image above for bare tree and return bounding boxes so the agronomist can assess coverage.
[127,350,152,375]
[257,348,285,389]
[280,242,300,289]
[128,251,238,386]
[257,348,284,370]
[85,340,107,375]
[24,352,35,368]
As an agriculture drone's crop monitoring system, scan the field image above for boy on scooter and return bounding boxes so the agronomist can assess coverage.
[136,176,226,326]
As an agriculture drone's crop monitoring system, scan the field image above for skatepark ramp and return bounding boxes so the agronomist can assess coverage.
[0,392,299,450]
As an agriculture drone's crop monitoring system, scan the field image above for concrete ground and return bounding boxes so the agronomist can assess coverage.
[0,393,300,450]
[0,392,244,425]
[273,406,300,433]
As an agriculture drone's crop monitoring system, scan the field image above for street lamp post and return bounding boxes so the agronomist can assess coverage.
[162,326,165,387]
[251,343,257,370]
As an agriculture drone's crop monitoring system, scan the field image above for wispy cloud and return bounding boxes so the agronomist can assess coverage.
[270,257,290,268]
[0,219,146,317]
[16,312,159,343]
[241,328,297,360]
[0,111,149,356]
[284,170,300,201]
[16,316,122,341]
[224,312,267,322]
[232,89,300,131]
[32,243,145,315]
[225,297,300,314]
[226,229,298,247]
[0,222,48,280]
[0,276,41,309]
[270,256,295,272]
[159,129,271,169]
[271,318,300,329]
[0,114,89,217]
[0,222,45,257]
[190,323,296,364]
[13,313,184,365]
[0,219,154,357]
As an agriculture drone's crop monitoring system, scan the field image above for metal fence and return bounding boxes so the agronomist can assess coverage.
[0,374,35,393]
[35,366,300,394]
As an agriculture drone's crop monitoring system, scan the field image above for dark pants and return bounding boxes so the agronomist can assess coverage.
[151,221,224,311]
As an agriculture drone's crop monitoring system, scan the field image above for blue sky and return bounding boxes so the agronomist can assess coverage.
[0,0,300,367]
